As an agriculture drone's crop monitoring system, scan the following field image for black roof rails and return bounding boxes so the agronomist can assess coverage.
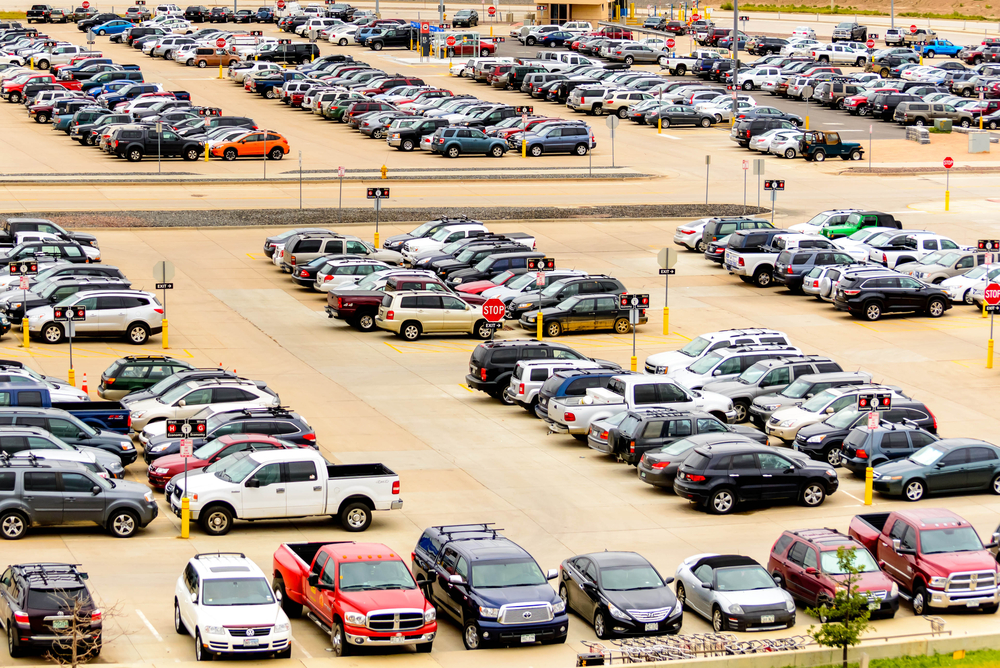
[193,552,246,560]
[16,563,88,584]
[432,523,504,550]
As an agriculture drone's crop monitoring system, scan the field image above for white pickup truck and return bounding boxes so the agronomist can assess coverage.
[810,43,869,66]
[660,49,724,75]
[34,44,102,70]
[170,449,403,536]
[545,374,736,437]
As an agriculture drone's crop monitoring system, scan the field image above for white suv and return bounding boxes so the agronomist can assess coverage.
[128,379,280,431]
[644,328,791,374]
[27,290,163,346]
[174,553,291,661]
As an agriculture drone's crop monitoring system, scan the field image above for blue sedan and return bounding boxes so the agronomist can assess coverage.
[539,31,575,47]
[93,19,134,35]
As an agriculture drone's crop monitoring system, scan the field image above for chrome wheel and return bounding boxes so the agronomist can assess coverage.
[1,512,25,539]
[594,610,609,639]
[712,608,725,631]
[992,474,1000,494]
[965,290,975,305]
[905,480,924,501]
[825,447,842,467]
[864,302,881,321]
[802,483,825,507]
[330,621,345,656]
[357,314,374,331]
[205,509,231,534]
[912,587,926,615]
[345,507,368,529]
[676,583,686,609]
[710,489,735,514]
[43,323,64,343]
[928,299,945,317]
[733,401,748,423]
[129,324,149,344]
[463,622,480,649]
[111,512,136,537]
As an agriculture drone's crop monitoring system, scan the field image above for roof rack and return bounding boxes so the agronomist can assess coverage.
[238,406,292,417]
[15,563,88,585]
[0,452,44,468]
[432,523,504,549]
[193,552,247,560]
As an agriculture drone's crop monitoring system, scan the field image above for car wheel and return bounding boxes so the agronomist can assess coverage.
[401,321,422,340]
[174,599,187,635]
[752,267,772,287]
[712,606,727,632]
[269,147,284,160]
[199,505,233,535]
[529,144,543,157]
[127,148,143,162]
[127,322,149,344]
[194,631,211,661]
[858,106,869,116]
[480,48,490,57]
[926,50,935,58]
[183,148,199,161]
[373,41,383,50]
[991,473,1000,495]
[965,289,976,305]
[463,620,483,649]
[446,145,460,158]
[222,148,237,161]
[591,103,603,116]
[474,320,492,339]
[812,149,826,162]
[700,117,712,128]
[709,488,736,514]
[339,501,372,531]
[904,479,925,502]
[695,239,707,253]
[825,446,843,467]
[732,400,749,423]
[9,92,20,103]
[675,582,687,610]
[372,129,383,139]
[36,112,49,123]
[961,118,972,128]
[87,134,97,146]
[742,80,753,90]
[850,149,863,161]
[339,38,347,45]
[624,55,634,65]
[927,297,946,317]
[613,317,631,334]
[41,322,65,344]
[545,320,561,337]
[0,510,27,540]
[526,36,536,45]
[265,88,276,99]
[863,301,882,321]
[801,482,826,507]
[490,145,504,157]
[912,584,927,615]
[593,610,610,639]
[400,138,414,151]
[108,509,138,537]
[98,29,106,35]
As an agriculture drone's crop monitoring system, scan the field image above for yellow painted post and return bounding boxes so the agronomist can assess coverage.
[662,307,669,335]
[989,338,995,369]
[658,116,661,134]
[536,310,543,340]
[21,318,28,348]
[981,114,984,130]
[374,232,380,248]
[162,318,169,349]
[804,116,809,130]
[864,467,873,505]
[204,142,209,161]
[219,60,223,79]
[381,164,387,179]
[67,368,75,387]
[630,356,637,372]
[945,190,950,211]
[984,300,989,318]
[180,496,190,539]
[522,137,526,157]
[490,26,493,37]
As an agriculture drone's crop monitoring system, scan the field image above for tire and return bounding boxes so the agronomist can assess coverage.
[695,239,707,253]
[712,606,727,632]
[926,50,935,58]
[818,56,828,63]
[174,599,187,635]
[354,312,376,332]
[529,144,543,157]
[850,149,863,161]
[372,129,384,139]
[269,147,284,160]
[676,582,687,610]
[613,317,631,334]
[400,138,414,151]
[676,64,686,75]
[7,616,24,656]
[781,147,796,159]
[9,92,20,103]
[991,120,999,130]
[591,104,603,116]
[617,106,628,119]
[199,504,233,535]
[184,148,199,161]
[373,41,382,50]
[927,297,946,317]
[265,88,276,99]
[856,57,866,66]
[964,289,976,305]
[195,630,213,661]
[545,320,561,337]
[991,473,1000,495]
[127,322,149,345]
[812,149,826,163]
[858,105,869,117]
[961,119,971,128]
[474,320,492,339]
[825,446,843,467]
[662,118,670,128]
[108,509,139,537]
[339,38,348,45]
[904,479,925,502]
[98,29,106,35]
[87,135,97,146]
[0,510,27,540]
[912,584,928,615]
[36,112,49,123]
[574,143,588,156]
[700,117,711,128]
[594,609,610,639]
[526,36,536,46]
[742,80,753,90]
[446,145,460,158]
[733,400,749,423]
[624,55,634,65]
[126,147,143,162]
[708,488,736,514]
[41,322,65,344]
[272,577,302,618]
[489,145,504,158]
[400,321,421,341]
[463,620,482,649]
[197,59,207,68]
[800,482,826,507]
[222,148,237,161]
[753,268,772,287]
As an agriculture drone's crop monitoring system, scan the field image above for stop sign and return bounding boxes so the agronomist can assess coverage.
[482,298,505,322]
[488,5,495,14]
[866,38,874,48]
[943,156,954,169]
[691,13,700,20]
[985,282,1000,306]
[910,24,917,33]
[666,37,675,48]
[216,37,226,48]
[446,35,456,46]
[276,0,285,8]
[82,1,89,8]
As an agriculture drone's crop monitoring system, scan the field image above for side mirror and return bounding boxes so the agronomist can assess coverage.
[190,591,197,603]
[91,485,101,495]
[245,478,260,488]
[773,575,783,585]
[892,538,902,552]
[805,567,818,575]
[712,369,722,376]
[547,568,558,581]
[935,461,946,469]
[177,399,186,407]
[663,576,675,585]
[447,574,465,585]
[825,406,835,414]
[701,581,713,590]
[307,573,318,587]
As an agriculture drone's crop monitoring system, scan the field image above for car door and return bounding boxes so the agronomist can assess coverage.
[759,366,791,394]
[895,276,927,309]
[925,447,969,492]
[879,431,911,463]
[302,551,332,624]
[687,563,714,616]
[282,459,325,516]
[415,295,444,332]
[727,452,762,501]
[756,451,801,500]
[94,295,126,332]
[173,386,212,418]
[22,469,63,524]
[566,297,596,332]
[439,295,472,331]
[241,462,283,518]
[784,541,815,601]
[431,547,464,620]
[59,470,105,522]
[592,296,618,331]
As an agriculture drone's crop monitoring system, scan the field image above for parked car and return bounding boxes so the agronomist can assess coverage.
[833,271,950,320]
[645,328,790,375]
[636,433,760,489]
[841,422,940,475]
[27,290,163,345]
[376,290,491,341]
[147,433,303,490]
[871,438,1000,500]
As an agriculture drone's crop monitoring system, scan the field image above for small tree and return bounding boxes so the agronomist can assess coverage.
[43,591,124,668]
[806,545,872,668]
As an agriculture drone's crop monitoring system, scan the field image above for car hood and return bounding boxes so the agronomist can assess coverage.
[509,290,544,307]
[474,584,558,607]
[700,378,754,397]
[919,550,998,575]
[643,350,695,373]
[151,453,210,471]
[941,274,978,289]
[873,458,926,477]
[753,394,802,410]
[605,586,677,612]
[665,367,708,389]
[338,587,428,612]
[716,587,790,607]
[482,285,519,301]
[197,602,287,627]
[770,405,820,423]
[139,416,170,437]
[104,477,151,495]
[796,419,843,440]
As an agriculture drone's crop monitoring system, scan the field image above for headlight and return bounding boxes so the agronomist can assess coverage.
[786,599,796,613]
[344,611,366,626]
[424,608,436,623]
[143,491,154,503]
[762,404,781,411]
[727,603,743,615]
[552,599,565,614]
[204,625,225,635]
[887,475,903,481]
[150,444,169,453]
[807,435,826,443]
[273,621,290,633]
[520,302,534,309]
[929,577,948,588]
[132,411,146,420]
[10,303,20,309]
[479,606,499,618]
[607,603,630,621]
[779,420,795,428]
[121,442,134,450]
[154,467,169,474]
[453,277,462,284]
[891,582,899,597]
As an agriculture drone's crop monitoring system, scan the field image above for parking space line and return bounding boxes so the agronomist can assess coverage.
[292,637,312,658]
[135,609,162,641]
[246,253,259,259]
[459,383,473,392]
[841,490,866,504]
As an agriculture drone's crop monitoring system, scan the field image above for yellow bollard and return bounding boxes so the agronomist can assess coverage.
[989,338,995,369]
[804,116,810,130]
[663,307,669,335]
[984,300,989,318]
[945,190,950,211]
[21,318,28,349]
[162,318,169,349]
[658,116,661,134]
[522,137,526,158]
[68,368,75,387]
[864,467,873,505]
[381,164,387,179]
[536,310,543,341]
[218,61,223,79]
[180,496,190,539]
[630,356,637,372]
[374,232,380,249]
[204,142,209,161]
[490,26,493,37]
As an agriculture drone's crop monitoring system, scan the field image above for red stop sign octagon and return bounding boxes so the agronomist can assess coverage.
[985,283,1000,306]
[482,298,506,322]
[216,37,226,48]
[943,156,954,169]
[666,37,675,48]
[446,35,456,46]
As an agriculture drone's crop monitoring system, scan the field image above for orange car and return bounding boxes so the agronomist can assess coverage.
[211,130,289,161]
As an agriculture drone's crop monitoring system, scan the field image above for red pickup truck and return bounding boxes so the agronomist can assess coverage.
[272,541,436,657]
[326,274,487,331]
[1,73,67,103]
[848,509,1000,615]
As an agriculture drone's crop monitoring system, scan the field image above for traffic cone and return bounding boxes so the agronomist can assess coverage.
[81,372,88,395]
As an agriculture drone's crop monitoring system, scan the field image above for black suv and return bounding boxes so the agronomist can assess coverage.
[731,117,796,147]
[113,126,204,162]
[184,5,209,21]
[702,217,773,247]
[411,524,568,649]
[445,251,545,287]
[98,355,194,400]
[747,36,787,55]
[0,563,101,657]
[608,408,764,464]
[466,340,614,401]
[142,407,314,463]
[209,6,232,21]
[833,271,950,321]
[452,9,478,26]
[773,249,859,292]
[256,42,320,64]
[674,443,840,514]
[841,422,940,475]
[367,25,418,51]
[389,117,449,151]
[507,275,626,321]
[430,241,534,278]
[870,92,922,121]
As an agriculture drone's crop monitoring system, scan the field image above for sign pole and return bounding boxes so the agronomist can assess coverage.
[990,311,995,369]
[338,166,344,225]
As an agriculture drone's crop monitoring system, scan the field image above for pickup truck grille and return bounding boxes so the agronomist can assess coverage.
[946,571,997,592]
[499,602,553,625]
[227,626,272,637]
[367,610,424,632]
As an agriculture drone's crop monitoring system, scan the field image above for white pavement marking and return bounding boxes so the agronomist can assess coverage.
[135,609,162,641]
[658,134,682,139]
[841,490,866,504]
[293,637,312,658]
[823,122,845,125]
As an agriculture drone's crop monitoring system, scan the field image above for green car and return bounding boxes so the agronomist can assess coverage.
[323,97,364,122]
[98,355,194,400]
[871,438,1000,501]
[820,210,901,239]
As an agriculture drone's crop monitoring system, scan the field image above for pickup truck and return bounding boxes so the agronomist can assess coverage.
[848,509,1000,615]
[170,449,403,535]
[0,383,130,434]
[26,4,53,22]
[327,274,488,331]
[659,49,725,75]
[33,45,101,70]
[0,217,97,250]
[272,541,436,655]
[917,39,962,58]
[832,22,867,42]
[1,73,68,103]
[545,374,736,437]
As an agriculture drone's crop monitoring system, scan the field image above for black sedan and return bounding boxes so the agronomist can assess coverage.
[233,9,254,22]
[644,105,715,128]
[559,551,682,639]
[519,293,645,337]
[638,434,760,490]
[833,272,950,321]
[734,105,803,126]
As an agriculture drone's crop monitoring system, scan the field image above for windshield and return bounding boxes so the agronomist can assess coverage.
[658,437,700,457]
[409,221,435,237]
[540,280,568,297]
[933,252,961,267]
[780,378,816,399]
[964,264,989,280]
[738,363,769,385]
[472,559,547,588]
[916,251,946,266]
[338,561,416,591]
[867,232,893,247]
[687,351,723,375]
[825,407,863,428]
[921,527,984,554]
[159,382,194,405]
[507,273,540,290]
[800,388,838,412]
[201,577,275,606]
[802,212,832,227]
[678,336,711,358]
[716,566,775,591]
[910,444,946,465]
[821,548,879,574]
[601,565,664,591]
[354,271,390,290]
[455,249,476,263]
[214,455,259,483]
[145,373,185,396]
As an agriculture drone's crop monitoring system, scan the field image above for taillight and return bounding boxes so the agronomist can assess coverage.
[857,449,868,459]
[882,253,888,263]
[682,229,695,235]
[686,474,707,482]
[519,383,525,395]
[299,270,308,277]
[599,430,608,440]
[651,461,670,470]
[787,266,794,274]
[302,432,316,442]
[629,440,635,453]
[13,612,28,625]
[813,280,819,287]
[738,257,745,266]
[154,308,163,314]
[928,406,938,431]
[290,255,296,265]
[392,480,400,494]
[844,289,861,296]
[564,412,576,422]
[386,310,394,320]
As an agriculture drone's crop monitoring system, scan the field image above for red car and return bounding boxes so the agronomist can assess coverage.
[146,434,303,490]
[456,269,521,294]
[767,528,900,617]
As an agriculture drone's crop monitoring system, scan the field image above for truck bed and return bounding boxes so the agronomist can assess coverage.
[849,512,891,551]
[326,463,395,479]
[282,541,354,569]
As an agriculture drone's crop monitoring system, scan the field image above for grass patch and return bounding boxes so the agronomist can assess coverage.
[0,11,26,18]
[781,649,1000,668]
[718,1,997,17]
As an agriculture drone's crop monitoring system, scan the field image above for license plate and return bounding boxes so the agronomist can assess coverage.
[242,638,259,647]
[390,635,404,644]
[760,615,774,623]
[869,602,879,610]
[520,634,535,643]
[645,622,658,631]
[967,601,981,608]
[640,472,647,478]
[53,619,68,629]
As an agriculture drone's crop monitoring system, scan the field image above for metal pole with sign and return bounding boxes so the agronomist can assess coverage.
[620,294,649,371]
[11,261,36,350]
[166,418,206,539]
[367,188,389,247]
[156,121,162,174]
[657,249,677,335]
[943,156,953,210]
[153,260,174,349]
[606,115,618,168]
[528,258,555,341]
[338,166,345,224]
[298,150,303,210]
[984,282,1000,368]
[741,159,748,212]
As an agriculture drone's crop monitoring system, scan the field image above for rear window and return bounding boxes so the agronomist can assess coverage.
[684,452,711,470]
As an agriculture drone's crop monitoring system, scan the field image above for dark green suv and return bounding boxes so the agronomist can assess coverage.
[98,355,194,400]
